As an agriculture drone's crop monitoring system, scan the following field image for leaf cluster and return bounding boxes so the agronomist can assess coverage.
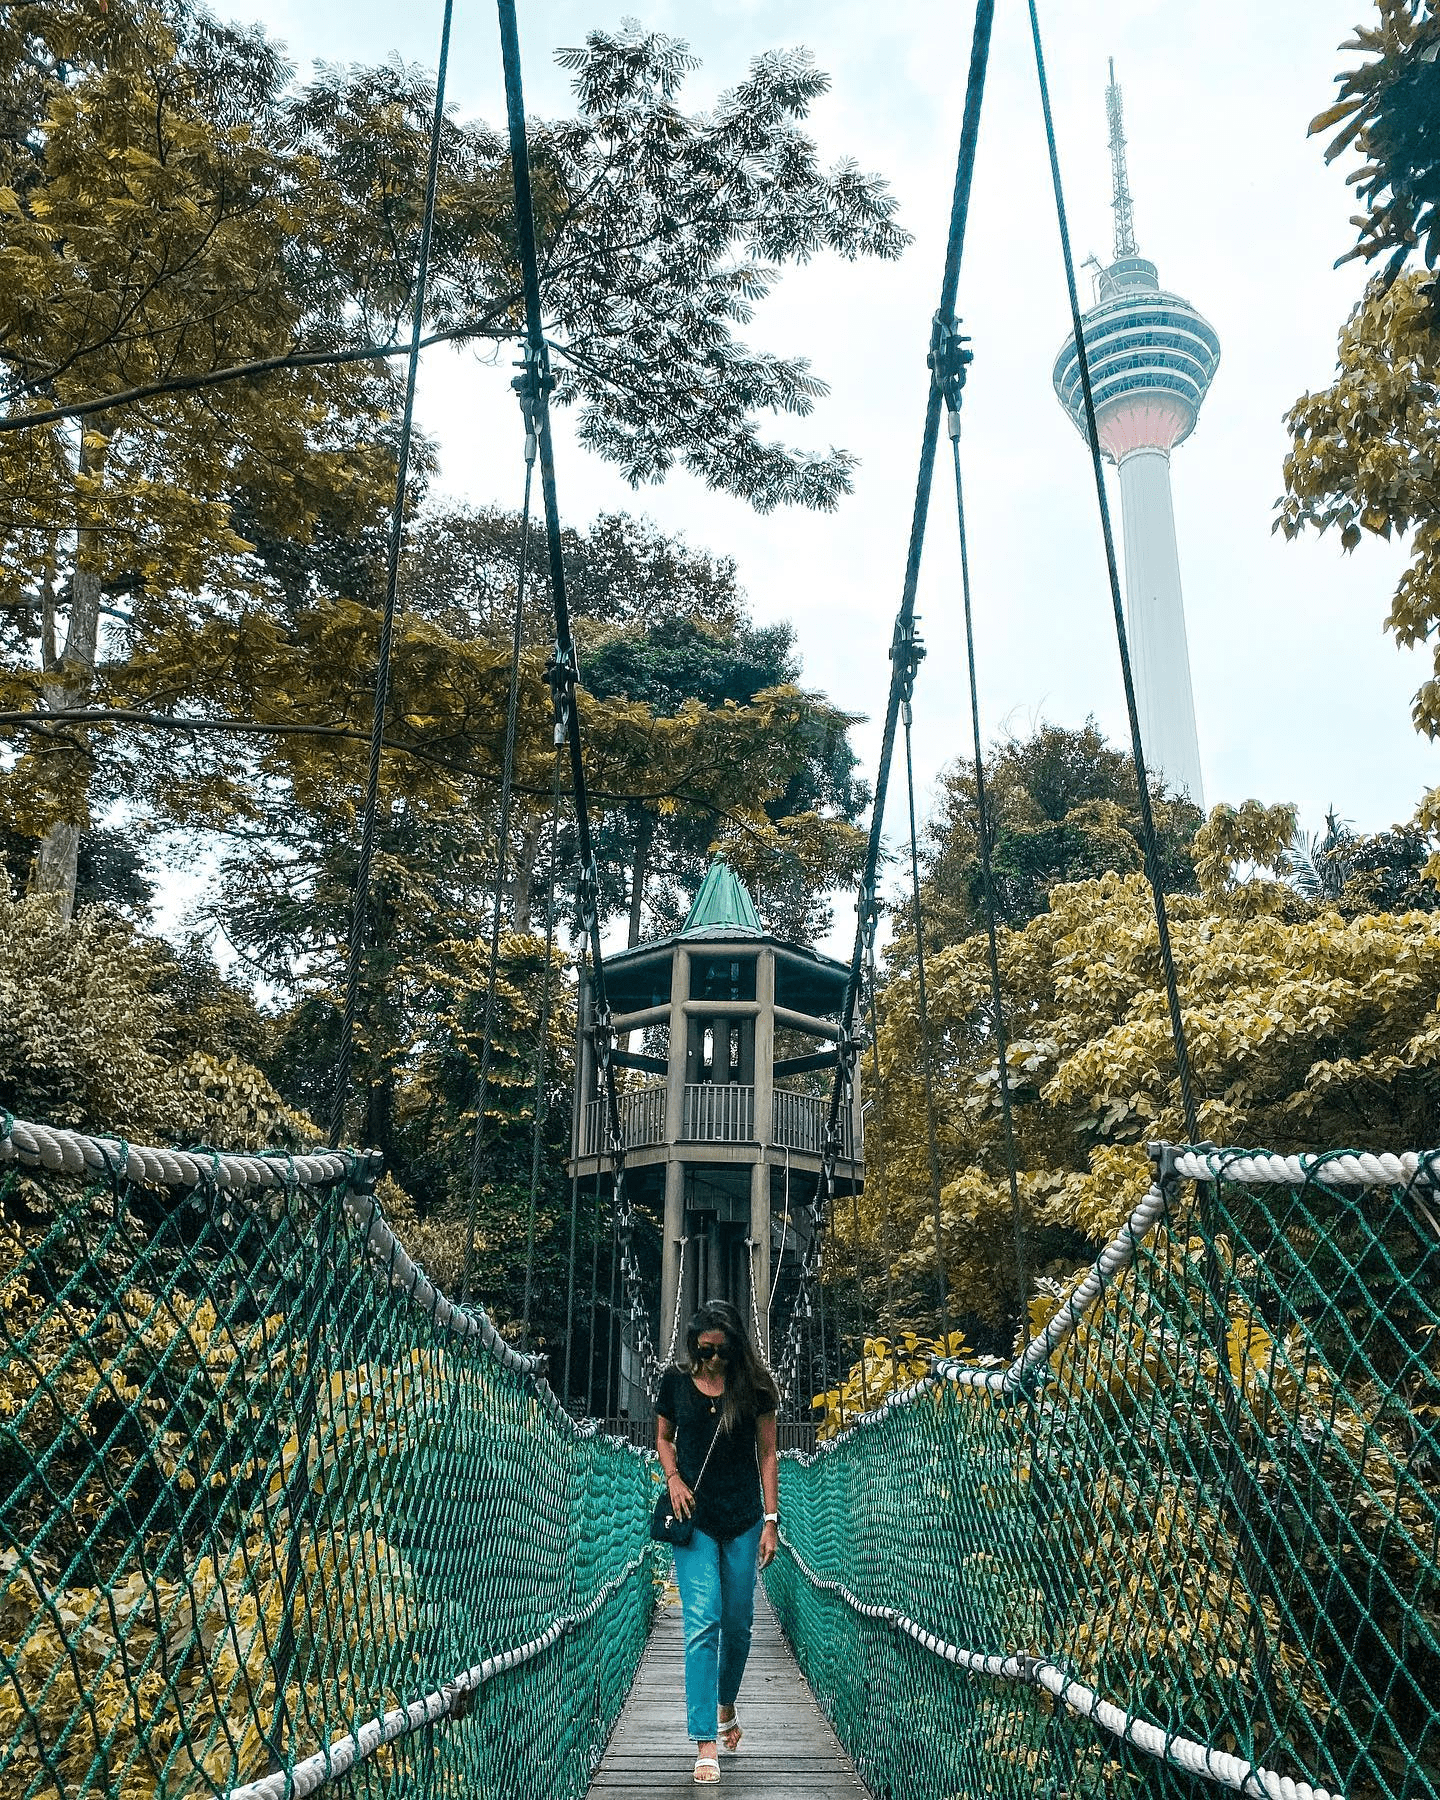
[1277,272,1440,791]
[1310,1,1440,284]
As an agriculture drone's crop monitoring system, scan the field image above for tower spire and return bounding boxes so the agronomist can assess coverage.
[1106,56,1138,260]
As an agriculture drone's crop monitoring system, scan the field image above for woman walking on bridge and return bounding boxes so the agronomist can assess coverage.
[656,1300,780,1785]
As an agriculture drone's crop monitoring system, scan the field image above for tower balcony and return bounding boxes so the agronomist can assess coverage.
[580,1081,859,1162]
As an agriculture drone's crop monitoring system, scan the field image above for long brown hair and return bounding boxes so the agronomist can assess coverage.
[681,1300,779,1433]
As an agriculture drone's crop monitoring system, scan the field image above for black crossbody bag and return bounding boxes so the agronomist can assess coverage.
[650,1411,723,1549]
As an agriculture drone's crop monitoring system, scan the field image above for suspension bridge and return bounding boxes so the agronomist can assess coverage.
[2,2,1438,1799]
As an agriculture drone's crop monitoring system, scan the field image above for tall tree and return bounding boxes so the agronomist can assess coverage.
[398,507,867,944]
[1,8,907,909]
[893,722,1201,960]
[0,1,404,912]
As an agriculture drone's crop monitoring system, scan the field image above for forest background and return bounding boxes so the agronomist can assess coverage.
[3,0,1440,1413]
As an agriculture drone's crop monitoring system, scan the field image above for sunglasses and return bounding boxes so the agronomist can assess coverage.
[697,1341,731,1362]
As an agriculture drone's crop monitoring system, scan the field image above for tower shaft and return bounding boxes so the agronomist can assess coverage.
[1116,449,1204,805]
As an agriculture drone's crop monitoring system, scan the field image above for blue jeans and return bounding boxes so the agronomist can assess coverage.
[671,1520,762,1742]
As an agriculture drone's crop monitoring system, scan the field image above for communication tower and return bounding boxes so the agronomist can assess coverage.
[1053,61,1220,804]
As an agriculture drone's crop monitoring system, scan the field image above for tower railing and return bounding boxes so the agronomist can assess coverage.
[772,1088,858,1159]
[681,1082,754,1144]
[582,1083,666,1155]
[579,1083,860,1157]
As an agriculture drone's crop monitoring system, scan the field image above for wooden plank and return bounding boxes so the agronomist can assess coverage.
[586,1589,868,1799]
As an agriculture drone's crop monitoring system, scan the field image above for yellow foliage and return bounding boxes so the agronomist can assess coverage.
[1279,269,1440,826]
[1192,801,1298,902]
[0,1235,425,1796]
[866,866,1440,1335]
[813,1329,982,1440]
[0,880,315,1150]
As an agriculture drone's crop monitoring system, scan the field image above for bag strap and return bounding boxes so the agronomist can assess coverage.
[689,1409,724,1497]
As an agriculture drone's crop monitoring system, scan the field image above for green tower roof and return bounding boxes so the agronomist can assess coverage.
[680,860,763,939]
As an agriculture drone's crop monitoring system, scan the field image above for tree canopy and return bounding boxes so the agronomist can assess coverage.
[895,722,1201,960]
[851,827,1440,1357]
[1,3,906,911]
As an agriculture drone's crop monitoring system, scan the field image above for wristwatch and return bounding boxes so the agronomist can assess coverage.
[763,1512,779,1524]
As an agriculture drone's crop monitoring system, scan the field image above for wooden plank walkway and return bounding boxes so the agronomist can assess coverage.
[587,1586,868,1798]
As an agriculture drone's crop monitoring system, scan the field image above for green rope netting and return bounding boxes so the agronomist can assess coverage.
[766,1152,1440,1800]
[0,1133,657,1800]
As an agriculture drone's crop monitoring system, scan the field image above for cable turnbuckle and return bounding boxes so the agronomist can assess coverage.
[511,342,555,464]
[890,615,926,706]
[576,854,600,940]
[929,310,973,435]
[856,879,880,941]
[545,647,576,749]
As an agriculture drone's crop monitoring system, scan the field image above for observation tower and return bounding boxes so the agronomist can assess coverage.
[571,859,861,1415]
[1052,61,1219,804]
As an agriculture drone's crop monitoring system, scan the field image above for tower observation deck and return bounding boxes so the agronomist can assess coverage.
[1052,62,1219,804]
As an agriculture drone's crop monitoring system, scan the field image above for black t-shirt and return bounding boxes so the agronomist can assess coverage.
[655,1364,776,1543]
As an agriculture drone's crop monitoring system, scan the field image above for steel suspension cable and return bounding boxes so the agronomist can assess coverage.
[817,1251,833,1428]
[606,1204,620,1415]
[495,0,658,1382]
[562,1157,581,1400]
[1026,0,1200,1142]
[327,0,455,1148]
[863,934,903,1394]
[521,752,564,1345]
[562,941,590,1404]
[773,0,996,1397]
[902,695,951,1344]
[947,425,1031,1344]
[846,1123,870,1411]
[585,1164,601,1416]
[461,439,536,1304]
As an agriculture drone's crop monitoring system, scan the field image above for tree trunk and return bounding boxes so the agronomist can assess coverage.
[627,809,653,948]
[33,434,108,922]
[511,809,543,936]
[364,1070,395,1162]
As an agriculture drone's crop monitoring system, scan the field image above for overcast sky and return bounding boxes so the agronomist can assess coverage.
[236,0,1435,949]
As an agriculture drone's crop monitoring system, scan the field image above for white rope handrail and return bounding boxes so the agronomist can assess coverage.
[339,1187,549,1383]
[798,1141,1440,1454]
[227,1549,652,1800]
[935,1179,1172,1396]
[793,1180,1174,1458]
[0,1113,606,1422]
[1175,1147,1435,1188]
[0,1114,361,1192]
[775,1535,1342,1800]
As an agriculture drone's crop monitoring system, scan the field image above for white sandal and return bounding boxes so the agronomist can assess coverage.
[693,1753,721,1784]
[719,1711,742,1753]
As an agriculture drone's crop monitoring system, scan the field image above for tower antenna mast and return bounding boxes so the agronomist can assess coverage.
[1106,56,1137,259]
